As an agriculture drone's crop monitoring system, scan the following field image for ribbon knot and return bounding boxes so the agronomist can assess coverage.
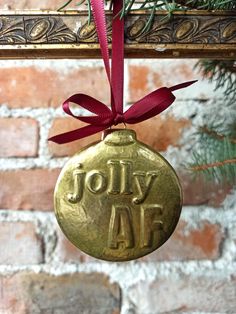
[49,0,197,145]
[113,113,124,125]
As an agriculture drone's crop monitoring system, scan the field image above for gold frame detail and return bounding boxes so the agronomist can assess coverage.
[0,10,235,59]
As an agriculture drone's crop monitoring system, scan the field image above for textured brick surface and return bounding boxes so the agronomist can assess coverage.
[0,222,43,265]
[0,13,234,313]
[0,272,121,314]
[0,118,38,157]
[143,220,223,261]
[0,66,109,108]
[0,169,60,210]
[129,65,150,101]
[132,115,190,152]
[129,276,236,314]
[128,60,212,103]
[181,173,233,207]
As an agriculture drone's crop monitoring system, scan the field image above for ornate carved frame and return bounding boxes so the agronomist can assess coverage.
[0,10,235,59]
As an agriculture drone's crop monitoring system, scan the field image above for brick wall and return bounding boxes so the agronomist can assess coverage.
[0,2,236,314]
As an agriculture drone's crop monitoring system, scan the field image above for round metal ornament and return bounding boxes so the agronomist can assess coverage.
[54,129,182,261]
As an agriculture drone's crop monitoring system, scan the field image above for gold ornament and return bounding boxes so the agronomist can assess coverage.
[54,129,182,261]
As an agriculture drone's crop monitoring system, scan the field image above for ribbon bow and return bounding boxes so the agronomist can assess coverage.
[49,0,196,144]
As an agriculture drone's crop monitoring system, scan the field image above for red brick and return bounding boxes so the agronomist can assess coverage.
[128,61,197,103]
[129,276,236,313]
[0,222,43,265]
[129,65,150,101]
[0,169,60,210]
[152,60,195,87]
[131,115,190,152]
[142,221,223,261]
[0,66,109,108]
[181,172,233,207]
[0,118,39,157]
[0,272,121,314]
[49,118,101,157]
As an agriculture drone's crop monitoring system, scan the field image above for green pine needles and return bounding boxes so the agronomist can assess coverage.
[189,125,236,184]
[189,60,236,185]
[197,60,236,104]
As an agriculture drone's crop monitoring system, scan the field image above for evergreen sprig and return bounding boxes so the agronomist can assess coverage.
[189,126,236,184]
[189,60,236,184]
[196,60,236,104]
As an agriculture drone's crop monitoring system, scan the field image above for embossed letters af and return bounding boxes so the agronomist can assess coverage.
[54,129,182,261]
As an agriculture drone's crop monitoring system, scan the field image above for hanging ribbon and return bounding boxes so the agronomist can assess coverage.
[49,0,197,144]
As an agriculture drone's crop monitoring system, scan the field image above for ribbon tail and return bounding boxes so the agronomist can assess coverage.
[170,80,198,92]
[49,125,107,144]
[124,80,198,124]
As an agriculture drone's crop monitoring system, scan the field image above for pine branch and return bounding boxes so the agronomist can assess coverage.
[196,60,236,104]
[189,133,236,184]
[199,126,236,145]
[58,0,73,11]
[191,159,236,171]
[191,60,236,185]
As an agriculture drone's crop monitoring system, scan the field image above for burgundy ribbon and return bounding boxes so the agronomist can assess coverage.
[49,0,197,144]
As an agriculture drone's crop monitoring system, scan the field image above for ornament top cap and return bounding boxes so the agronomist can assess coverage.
[102,129,136,146]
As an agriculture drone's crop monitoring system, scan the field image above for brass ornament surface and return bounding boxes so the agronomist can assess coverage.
[54,129,182,261]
